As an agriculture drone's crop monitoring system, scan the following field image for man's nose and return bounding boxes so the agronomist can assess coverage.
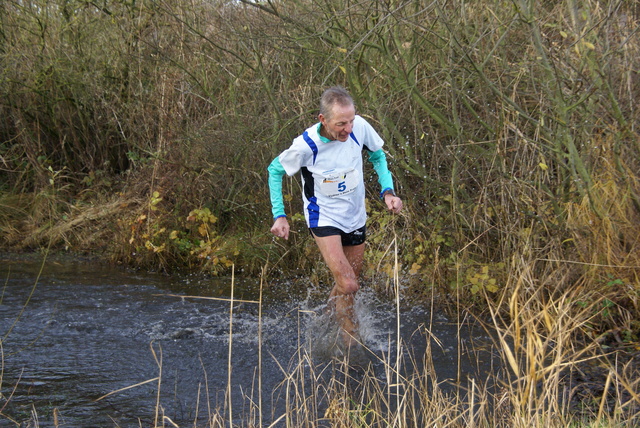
[344,123,353,133]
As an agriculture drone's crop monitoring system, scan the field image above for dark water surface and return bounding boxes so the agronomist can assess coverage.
[0,254,495,427]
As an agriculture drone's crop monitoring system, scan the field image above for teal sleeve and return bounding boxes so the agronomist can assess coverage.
[267,157,287,219]
[368,149,395,198]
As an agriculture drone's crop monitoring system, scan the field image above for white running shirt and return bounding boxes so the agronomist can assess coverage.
[278,115,385,232]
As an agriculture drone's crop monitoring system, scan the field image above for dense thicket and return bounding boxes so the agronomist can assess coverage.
[1,0,638,318]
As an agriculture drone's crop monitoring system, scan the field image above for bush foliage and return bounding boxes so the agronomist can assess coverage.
[1,0,639,318]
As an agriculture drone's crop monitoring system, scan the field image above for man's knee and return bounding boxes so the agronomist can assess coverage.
[335,276,359,295]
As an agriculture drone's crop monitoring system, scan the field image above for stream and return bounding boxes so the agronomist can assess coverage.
[0,254,496,426]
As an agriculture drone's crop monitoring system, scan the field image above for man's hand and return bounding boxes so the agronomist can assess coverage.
[384,194,403,214]
[270,216,290,240]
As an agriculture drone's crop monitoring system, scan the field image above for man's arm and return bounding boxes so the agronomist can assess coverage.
[368,149,403,214]
[268,157,287,219]
[267,157,291,239]
[367,149,394,197]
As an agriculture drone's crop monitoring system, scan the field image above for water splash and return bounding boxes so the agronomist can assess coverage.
[302,288,391,366]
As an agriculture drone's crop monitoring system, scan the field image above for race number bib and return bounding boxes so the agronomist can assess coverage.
[318,169,359,198]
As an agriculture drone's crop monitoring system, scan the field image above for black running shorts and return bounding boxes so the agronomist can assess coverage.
[309,225,366,246]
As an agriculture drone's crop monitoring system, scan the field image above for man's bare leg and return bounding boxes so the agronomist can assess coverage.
[313,235,365,347]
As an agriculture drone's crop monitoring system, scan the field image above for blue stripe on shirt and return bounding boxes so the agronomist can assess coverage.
[307,196,320,228]
[302,131,318,165]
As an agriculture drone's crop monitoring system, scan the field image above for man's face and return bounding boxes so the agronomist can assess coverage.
[319,103,355,142]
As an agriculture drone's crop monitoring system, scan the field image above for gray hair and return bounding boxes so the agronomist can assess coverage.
[319,86,354,120]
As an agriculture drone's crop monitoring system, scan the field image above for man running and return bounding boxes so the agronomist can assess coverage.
[268,86,403,348]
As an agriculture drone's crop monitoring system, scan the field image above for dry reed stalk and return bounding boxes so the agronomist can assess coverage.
[0,353,22,425]
[193,382,201,427]
[225,265,235,425]
[2,251,47,342]
[483,247,640,427]
[258,265,265,427]
[151,343,163,428]
[197,354,214,428]
[393,232,403,423]
[597,370,614,422]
